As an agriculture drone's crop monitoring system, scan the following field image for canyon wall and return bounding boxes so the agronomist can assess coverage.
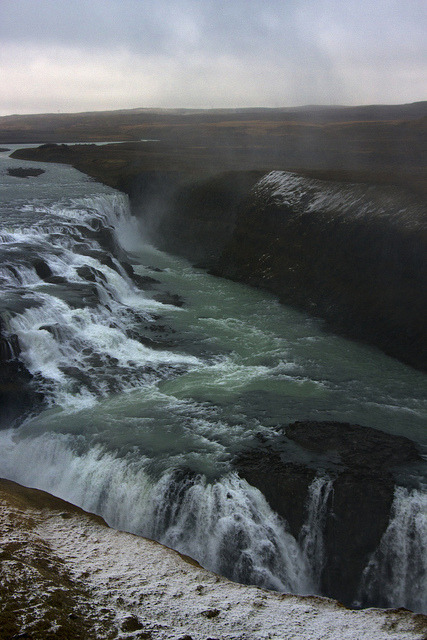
[130,169,427,371]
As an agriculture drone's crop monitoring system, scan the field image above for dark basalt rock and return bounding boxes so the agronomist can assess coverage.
[0,331,20,361]
[132,274,161,289]
[7,167,45,178]
[72,247,118,272]
[39,282,100,309]
[235,420,423,607]
[125,331,176,350]
[76,265,107,283]
[39,324,73,342]
[236,449,316,540]
[44,275,68,285]
[33,258,53,280]
[118,260,135,277]
[114,260,162,289]
[58,366,99,395]
[89,225,123,258]
[285,420,421,470]
[322,469,395,604]
[153,292,185,307]
[0,319,44,428]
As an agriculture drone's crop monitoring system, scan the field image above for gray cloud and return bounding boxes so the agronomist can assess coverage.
[0,0,425,114]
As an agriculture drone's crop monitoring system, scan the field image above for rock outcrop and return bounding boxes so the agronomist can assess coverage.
[213,172,427,371]
[7,167,45,178]
[235,421,422,607]
[0,320,43,428]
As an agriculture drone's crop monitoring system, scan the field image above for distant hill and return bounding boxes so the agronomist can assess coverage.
[9,102,427,197]
[1,102,426,143]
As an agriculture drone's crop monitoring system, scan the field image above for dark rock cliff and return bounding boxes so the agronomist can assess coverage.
[131,169,426,371]
[213,172,427,371]
[235,421,422,607]
[0,319,44,428]
[129,170,262,264]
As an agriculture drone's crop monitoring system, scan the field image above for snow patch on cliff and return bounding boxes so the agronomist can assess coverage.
[1,483,426,640]
[39,512,427,639]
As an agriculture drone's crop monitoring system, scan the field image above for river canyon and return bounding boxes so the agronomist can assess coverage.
[0,141,426,619]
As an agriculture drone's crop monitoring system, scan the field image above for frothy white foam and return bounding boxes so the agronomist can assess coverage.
[0,429,314,594]
[358,486,427,613]
[299,476,333,589]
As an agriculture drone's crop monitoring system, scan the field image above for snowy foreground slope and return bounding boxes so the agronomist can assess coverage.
[1,479,426,640]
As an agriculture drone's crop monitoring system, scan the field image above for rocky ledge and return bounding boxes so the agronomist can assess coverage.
[1,478,426,640]
[7,167,45,178]
[235,421,424,608]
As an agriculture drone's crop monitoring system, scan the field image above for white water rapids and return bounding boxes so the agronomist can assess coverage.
[0,149,426,611]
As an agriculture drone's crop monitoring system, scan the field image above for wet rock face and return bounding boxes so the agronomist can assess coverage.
[7,167,45,178]
[130,169,426,371]
[215,175,427,371]
[131,171,262,266]
[285,421,421,470]
[322,469,394,604]
[236,450,316,541]
[0,319,44,428]
[235,421,422,607]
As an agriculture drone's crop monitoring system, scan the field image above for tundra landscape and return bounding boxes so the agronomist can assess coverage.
[1,1,426,638]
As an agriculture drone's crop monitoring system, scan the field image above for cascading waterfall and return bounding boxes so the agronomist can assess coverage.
[357,486,427,612]
[1,155,426,611]
[299,476,333,589]
[1,191,199,410]
[0,430,313,594]
[145,471,314,593]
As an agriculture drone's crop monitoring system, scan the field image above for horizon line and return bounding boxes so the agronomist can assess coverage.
[1,100,426,119]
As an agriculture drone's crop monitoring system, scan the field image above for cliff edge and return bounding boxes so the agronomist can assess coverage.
[1,478,426,640]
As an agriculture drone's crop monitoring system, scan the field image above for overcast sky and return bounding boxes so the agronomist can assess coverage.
[0,0,425,115]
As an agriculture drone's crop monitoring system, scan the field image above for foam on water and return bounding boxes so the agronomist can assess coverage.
[1,156,426,610]
[0,428,313,594]
[358,486,427,612]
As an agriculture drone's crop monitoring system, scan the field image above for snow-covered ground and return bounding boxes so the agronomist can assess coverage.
[1,479,426,640]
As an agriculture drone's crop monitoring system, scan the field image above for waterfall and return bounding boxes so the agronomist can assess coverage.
[1,155,426,612]
[0,431,313,595]
[146,471,314,594]
[299,476,333,589]
[358,486,427,613]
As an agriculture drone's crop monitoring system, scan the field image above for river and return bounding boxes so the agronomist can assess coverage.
[0,147,426,610]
